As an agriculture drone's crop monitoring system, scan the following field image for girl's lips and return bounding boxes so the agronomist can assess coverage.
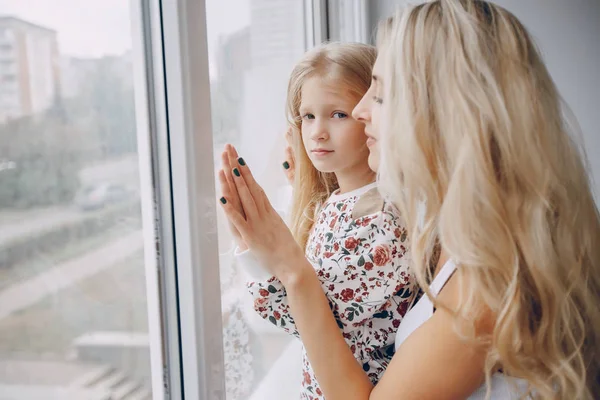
[311,150,334,156]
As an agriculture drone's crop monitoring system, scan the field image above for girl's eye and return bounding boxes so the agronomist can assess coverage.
[332,112,348,119]
[373,96,383,105]
[302,113,315,120]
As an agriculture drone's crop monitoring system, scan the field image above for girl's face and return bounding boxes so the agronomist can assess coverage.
[352,55,384,172]
[300,76,371,179]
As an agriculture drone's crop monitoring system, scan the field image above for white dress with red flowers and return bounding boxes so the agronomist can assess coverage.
[236,182,416,399]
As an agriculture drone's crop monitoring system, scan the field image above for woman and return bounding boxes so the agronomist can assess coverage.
[220,0,600,398]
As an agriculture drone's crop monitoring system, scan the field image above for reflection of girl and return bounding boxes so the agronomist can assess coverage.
[220,1,600,399]
[219,42,416,399]
[221,301,253,399]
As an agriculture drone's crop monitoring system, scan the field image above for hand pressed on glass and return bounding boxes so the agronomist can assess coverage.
[218,144,248,251]
[283,127,295,184]
[219,145,306,283]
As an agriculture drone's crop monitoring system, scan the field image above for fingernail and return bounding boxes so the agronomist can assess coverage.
[233,168,240,177]
[238,157,246,166]
[283,161,290,170]
[220,197,227,204]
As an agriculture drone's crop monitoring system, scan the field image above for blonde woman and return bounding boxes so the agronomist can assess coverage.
[220,1,600,398]
[219,42,416,399]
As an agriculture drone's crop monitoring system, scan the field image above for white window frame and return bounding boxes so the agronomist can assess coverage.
[323,0,371,44]
[131,0,333,398]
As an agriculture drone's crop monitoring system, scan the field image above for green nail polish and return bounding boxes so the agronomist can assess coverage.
[283,161,290,170]
[238,157,246,166]
[220,197,227,204]
[233,168,240,177]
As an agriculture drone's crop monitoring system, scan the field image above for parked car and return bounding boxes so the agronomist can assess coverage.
[74,183,131,211]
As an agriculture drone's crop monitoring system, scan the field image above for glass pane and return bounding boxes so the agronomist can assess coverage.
[0,2,155,399]
[205,0,306,398]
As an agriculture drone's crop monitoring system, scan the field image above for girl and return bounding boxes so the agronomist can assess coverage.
[219,42,416,399]
[220,1,600,399]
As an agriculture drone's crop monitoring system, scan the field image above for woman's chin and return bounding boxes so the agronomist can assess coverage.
[367,152,379,173]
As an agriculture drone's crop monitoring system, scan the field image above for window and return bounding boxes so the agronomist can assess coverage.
[206,1,307,398]
[0,0,354,398]
[0,1,160,399]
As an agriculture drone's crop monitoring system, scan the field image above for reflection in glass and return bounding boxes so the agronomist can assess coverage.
[206,0,306,398]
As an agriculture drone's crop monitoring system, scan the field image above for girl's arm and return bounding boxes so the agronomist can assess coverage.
[236,247,300,337]
[220,153,493,400]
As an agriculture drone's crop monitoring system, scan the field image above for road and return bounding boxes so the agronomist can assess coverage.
[0,230,143,321]
[0,154,140,247]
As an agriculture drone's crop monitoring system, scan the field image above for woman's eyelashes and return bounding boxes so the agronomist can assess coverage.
[373,96,383,105]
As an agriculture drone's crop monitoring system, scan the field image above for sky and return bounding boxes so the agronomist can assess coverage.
[0,0,250,68]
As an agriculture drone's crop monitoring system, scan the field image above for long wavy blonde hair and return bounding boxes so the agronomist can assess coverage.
[286,42,376,249]
[376,1,600,398]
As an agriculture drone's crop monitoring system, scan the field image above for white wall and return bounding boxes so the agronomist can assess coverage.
[367,0,600,197]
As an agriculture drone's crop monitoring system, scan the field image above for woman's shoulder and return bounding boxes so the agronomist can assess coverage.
[351,186,385,220]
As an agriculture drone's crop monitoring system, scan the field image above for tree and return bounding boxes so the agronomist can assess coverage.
[0,113,81,208]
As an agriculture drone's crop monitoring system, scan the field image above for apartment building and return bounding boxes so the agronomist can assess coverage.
[0,16,60,122]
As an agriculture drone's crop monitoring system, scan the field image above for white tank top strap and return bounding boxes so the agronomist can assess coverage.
[430,259,457,297]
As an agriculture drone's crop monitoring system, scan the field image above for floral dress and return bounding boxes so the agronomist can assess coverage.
[237,182,416,399]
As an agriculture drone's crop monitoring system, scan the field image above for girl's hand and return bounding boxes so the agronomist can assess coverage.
[283,127,295,184]
[219,146,307,283]
[218,144,248,251]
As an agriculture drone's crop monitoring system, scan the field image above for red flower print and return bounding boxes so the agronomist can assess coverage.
[323,252,335,258]
[394,228,401,238]
[344,237,359,250]
[393,319,401,328]
[398,301,409,316]
[334,242,340,251]
[373,244,391,266]
[254,297,267,308]
[258,289,269,297]
[273,311,281,320]
[329,217,337,229]
[316,388,323,396]
[364,262,374,271]
[303,371,311,385]
[340,288,355,302]
[361,217,372,227]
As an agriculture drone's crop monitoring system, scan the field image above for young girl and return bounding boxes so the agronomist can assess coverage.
[219,42,416,399]
[220,1,600,399]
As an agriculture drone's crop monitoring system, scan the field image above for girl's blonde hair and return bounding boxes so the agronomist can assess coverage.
[377,1,600,398]
[286,42,376,249]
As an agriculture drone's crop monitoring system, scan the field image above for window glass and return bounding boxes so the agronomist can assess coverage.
[0,1,156,398]
[206,0,306,398]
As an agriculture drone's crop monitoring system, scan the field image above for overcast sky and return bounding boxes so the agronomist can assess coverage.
[0,0,250,65]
